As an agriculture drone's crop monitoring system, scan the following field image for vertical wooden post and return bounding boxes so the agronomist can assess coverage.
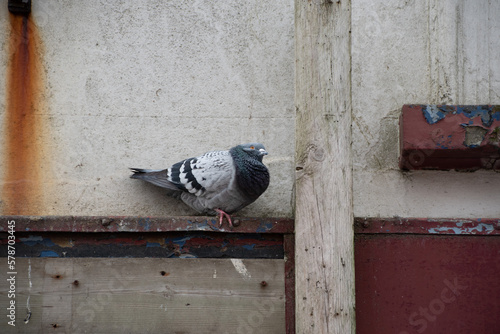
[295,0,354,333]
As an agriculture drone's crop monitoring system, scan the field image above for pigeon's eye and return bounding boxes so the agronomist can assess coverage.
[250,146,255,149]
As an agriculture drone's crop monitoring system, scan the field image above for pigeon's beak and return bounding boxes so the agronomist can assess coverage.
[259,148,268,156]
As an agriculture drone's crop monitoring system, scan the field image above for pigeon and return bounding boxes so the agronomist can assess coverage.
[130,143,270,227]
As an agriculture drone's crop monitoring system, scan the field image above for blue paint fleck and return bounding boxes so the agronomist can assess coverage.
[242,244,256,250]
[428,227,463,234]
[422,105,500,127]
[471,223,494,234]
[146,242,161,248]
[138,218,151,231]
[40,251,59,257]
[20,235,56,247]
[256,222,273,233]
[428,223,494,235]
[456,105,496,127]
[423,105,446,124]
[165,236,191,248]
[187,219,212,230]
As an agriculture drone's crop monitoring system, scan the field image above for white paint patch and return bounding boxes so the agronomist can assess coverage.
[24,259,32,324]
[231,259,251,280]
[213,269,217,279]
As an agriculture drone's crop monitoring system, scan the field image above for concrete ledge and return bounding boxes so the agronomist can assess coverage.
[399,105,500,170]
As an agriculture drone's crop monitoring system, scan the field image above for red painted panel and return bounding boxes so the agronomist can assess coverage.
[355,234,500,334]
[284,234,295,334]
[399,105,500,170]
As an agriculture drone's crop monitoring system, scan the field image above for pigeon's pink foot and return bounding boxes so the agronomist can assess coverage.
[215,208,233,228]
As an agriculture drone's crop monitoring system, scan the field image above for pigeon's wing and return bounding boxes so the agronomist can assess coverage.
[167,150,234,197]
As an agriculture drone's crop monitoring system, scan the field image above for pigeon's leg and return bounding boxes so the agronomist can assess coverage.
[215,209,233,228]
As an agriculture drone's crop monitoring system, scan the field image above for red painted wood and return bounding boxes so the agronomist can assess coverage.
[0,215,294,234]
[284,234,295,334]
[399,104,500,170]
[355,234,500,334]
[355,217,500,235]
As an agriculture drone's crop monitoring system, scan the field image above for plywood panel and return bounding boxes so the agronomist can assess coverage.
[0,258,285,333]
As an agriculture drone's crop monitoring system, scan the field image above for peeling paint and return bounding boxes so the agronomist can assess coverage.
[165,236,190,248]
[423,105,500,127]
[6,229,285,259]
[427,223,494,235]
[186,219,213,231]
[355,218,500,236]
[401,105,500,170]
[463,125,488,148]
[423,105,446,124]
[256,222,274,233]
[20,235,55,247]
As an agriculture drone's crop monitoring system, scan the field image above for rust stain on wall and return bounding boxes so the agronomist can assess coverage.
[2,14,50,215]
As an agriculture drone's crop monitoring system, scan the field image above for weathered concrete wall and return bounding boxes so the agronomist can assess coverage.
[2,0,499,219]
[0,1,295,217]
[352,0,500,218]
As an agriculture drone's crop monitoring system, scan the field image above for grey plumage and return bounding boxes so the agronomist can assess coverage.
[130,143,270,225]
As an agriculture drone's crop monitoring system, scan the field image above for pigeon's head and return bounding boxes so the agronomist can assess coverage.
[240,143,268,162]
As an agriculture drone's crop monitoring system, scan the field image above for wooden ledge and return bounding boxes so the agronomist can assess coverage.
[0,215,294,234]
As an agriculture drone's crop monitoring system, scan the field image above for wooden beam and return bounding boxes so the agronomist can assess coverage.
[0,215,294,234]
[295,0,354,333]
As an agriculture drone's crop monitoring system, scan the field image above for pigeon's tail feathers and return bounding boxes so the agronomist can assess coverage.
[130,168,163,173]
[129,168,179,190]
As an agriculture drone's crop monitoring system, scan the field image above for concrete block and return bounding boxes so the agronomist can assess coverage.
[400,105,500,170]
